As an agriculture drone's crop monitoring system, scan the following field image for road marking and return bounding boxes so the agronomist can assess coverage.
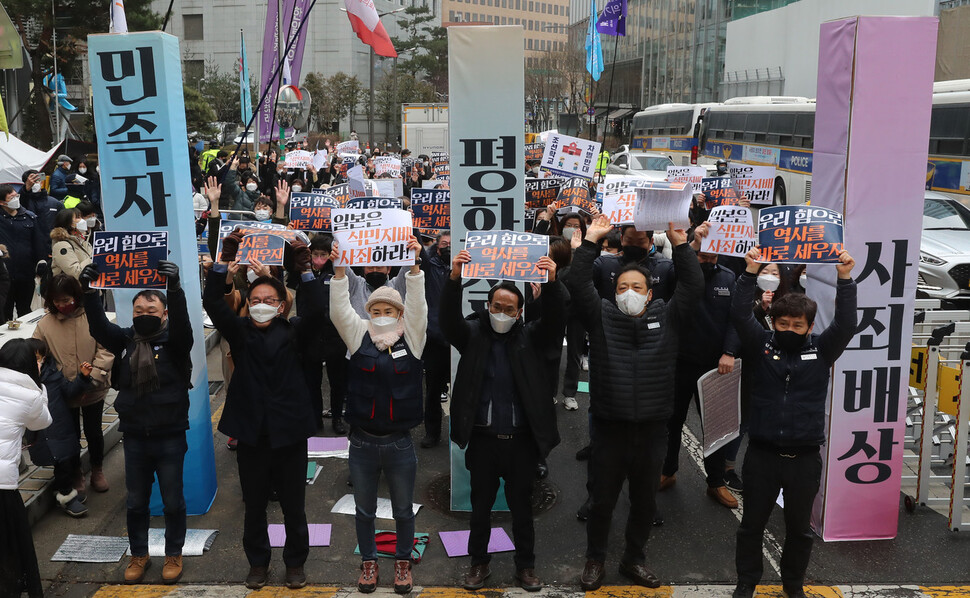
[680,426,783,576]
[921,588,970,598]
[90,586,174,598]
[211,402,225,427]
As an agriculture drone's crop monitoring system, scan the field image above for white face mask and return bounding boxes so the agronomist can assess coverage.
[246,269,258,284]
[291,185,302,193]
[78,167,87,175]
[616,289,650,317]
[757,273,781,292]
[75,219,88,233]
[5,196,20,210]
[562,226,578,240]
[370,316,399,335]
[31,183,41,193]
[254,209,272,221]
[489,311,517,334]
[799,273,808,287]
[85,216,97,228]
[246,182,258,192]
[249,302,280,323]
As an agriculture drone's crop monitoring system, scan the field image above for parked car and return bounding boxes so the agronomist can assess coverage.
[606,152,675,180]
[919,191,970,303]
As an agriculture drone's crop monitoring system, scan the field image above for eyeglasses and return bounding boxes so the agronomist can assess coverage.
[249,297,281,306]
[488,303,519,317]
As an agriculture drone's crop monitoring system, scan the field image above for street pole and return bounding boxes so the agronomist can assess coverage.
[369,46,375,150]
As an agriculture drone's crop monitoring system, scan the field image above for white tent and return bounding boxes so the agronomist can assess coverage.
[0,134,60,185]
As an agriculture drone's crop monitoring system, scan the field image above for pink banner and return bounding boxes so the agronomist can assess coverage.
[258,0,311,143]
[810,16,938,541]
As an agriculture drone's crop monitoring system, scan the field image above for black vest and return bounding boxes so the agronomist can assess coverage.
[346,333,424,434]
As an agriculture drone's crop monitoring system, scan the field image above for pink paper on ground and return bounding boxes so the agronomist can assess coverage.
[438,527,514,557]
[268,523,332,547]
[307,437,349,452]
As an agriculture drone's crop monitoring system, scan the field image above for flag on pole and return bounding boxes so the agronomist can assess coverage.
[596,0,626,36]
[0,90,8,140]
[109,0,128,33]
[585,0,604,81]
[239,30,253,125]
[343,0,398,58]
[282,57,292,86]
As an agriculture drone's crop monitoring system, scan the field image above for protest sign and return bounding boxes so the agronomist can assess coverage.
[730,165,776,205]
[346,196,403,210]
[602,190,637,225]
[701,177,743,208]
[697,362,742,458]
[666,165,705,193]
[237,233,286,265]
[555,178,597,214]
[365,178,403,199]
[348,166,367,199]
[311,183,349,206]
[91,231,168,290]
[402,157,416,174]
[596,175,655,202]
[525,142,545,161]
[331,208,414,267]
[421,179,450,190]
[526,178,566,208]
[311,150,329,171]
[757,205,844,263]
[461,230,548,283]
[433,162,450,178]
[283,150,313,170]
[540,133,601,180]
[374,157,402,178]
[633,181,693,231]
[701,206,757,257]
[289,192,341,231]
[336,140,360,155]
[431,151,449,166]
[410,188,451,230]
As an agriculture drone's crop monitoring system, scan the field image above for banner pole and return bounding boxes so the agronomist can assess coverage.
[603,34,618,143]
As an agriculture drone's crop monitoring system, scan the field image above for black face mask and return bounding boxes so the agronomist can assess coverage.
[622,245,648,263]
[132,315,162,337]
[438,246,451,263]
[774,330,807,352]
[700,262,717,279]
[365,271,388,288]
[716,166,728,176]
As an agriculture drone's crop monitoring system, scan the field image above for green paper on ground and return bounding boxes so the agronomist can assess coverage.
[306,461,317,483]
[578,381,589,393]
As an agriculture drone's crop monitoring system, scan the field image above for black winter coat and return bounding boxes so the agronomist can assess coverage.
[20,191,63,241]
[296,268,347,360]
[26,359,92,465]
[0,208,46,281]
[570,240,703,422]
[592,250,677,303]
[731,272,857,447]
[420,244,451,345]
[84,288,194,436]
[678,263,741,367]
[442,277,566,458]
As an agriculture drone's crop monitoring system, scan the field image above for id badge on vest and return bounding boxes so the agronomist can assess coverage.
[390,340,409,360]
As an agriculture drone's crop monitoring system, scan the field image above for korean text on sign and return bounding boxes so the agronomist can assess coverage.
[289,192,340,231]
[526,178,566,209]
[410,188,451,230]
[730,165,776,206]
[701,177,743,208]
[331,208,414,267]
[462,230,548,283]
[374,157,402,178]
[555,178,598,215]
[237,233,286,266]
[92,231,168,290]
[666,166,705,193]
[540,133,601,180]
[701,206,757,257]
[757,205,844,264]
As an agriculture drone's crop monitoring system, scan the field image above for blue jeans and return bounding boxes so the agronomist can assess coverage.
[348,429,417,561]
[123,432,187,557]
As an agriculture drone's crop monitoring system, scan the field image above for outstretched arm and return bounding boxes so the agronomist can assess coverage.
[817,251,858,363]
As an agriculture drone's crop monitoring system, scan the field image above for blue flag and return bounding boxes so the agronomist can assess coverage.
[585,0,604,81]
[239,29,253,126]
[596,0,626,36]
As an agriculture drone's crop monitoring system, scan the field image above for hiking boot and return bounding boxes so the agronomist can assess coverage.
[245,565,269,589]
[580,560,605,591]
[659,473,676,491]
[90,466,109,493]
[707,486,739,509]
[162,555,183,584]
[286,566,307,589]
[462,563,490,590]
[393,559,413,594]
[516,568,542,591]
[358,560,378,593]
[56,490,87,518]
[124,555,151,584]
[618,562,661,588]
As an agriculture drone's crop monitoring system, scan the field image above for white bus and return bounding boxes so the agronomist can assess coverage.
[629,103,721,166]
[927,80,970,198]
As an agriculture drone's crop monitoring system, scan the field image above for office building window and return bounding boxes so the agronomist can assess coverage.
[183,14,203,40]
[528,38,534,49]
[449,10,455,19]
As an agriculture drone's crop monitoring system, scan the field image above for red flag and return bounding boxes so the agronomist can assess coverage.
[344,0,398,58]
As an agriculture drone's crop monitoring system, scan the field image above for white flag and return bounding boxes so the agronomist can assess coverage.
[110,0,128,33]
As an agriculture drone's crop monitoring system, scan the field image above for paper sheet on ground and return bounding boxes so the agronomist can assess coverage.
[268,523,332,547]
[125,529,219,557]
[697,360,742,457]
[332,493,422,519]
[308,436,350,459]
[52,534,130,562]
[438,527,515,557]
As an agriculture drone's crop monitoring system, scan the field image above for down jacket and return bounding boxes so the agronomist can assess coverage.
[33,306,114,407]
[50,227,93,279]
[569,240,703,422]
[0,368,52,489]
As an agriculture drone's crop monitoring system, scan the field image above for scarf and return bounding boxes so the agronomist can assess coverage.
[130,319,169,396]
[368,320,405,351]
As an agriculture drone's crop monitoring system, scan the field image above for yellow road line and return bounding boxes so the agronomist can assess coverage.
[90,586,173,598]
[750,587,844,598]
[586,586,673,598]
[248,586,340,597]
[921,588,970,598]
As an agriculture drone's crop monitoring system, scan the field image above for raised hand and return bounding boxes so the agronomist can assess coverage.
[585,214,613,243]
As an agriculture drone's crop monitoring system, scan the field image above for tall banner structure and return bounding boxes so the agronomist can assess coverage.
[258,0,312,142]
[448,26,525,510]
[809,16,937,540]
[88,32,217,515]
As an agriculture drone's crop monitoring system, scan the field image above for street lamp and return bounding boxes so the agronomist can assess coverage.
[340,6,406,150]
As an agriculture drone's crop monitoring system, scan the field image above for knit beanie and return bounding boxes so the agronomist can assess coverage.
[365,285,404,314]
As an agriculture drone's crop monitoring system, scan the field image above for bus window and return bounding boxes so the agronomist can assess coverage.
[930,105,970,156]
[769,113,796,146]
[794,113,815,149]
[726,112,746,141]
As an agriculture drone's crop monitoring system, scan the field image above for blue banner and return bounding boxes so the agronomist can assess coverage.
[88,32,217,515]
[585,0,604,81]
[757,205,844,264]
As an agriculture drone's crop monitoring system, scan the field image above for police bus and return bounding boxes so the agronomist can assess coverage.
[698,96,815,206]
[629,103,720,166]
[927,79,970,197]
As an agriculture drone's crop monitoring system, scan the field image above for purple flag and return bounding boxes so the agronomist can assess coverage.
[257,0,312,143]
[596,0,626,36]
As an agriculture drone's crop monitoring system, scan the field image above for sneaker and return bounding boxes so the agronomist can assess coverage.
[707,486,739,509]
[393,559,413,594]
[245,565,269,589]
[581,355,589,371]
[358,560,378,593]
[285,566,307,589]
[659,474,676,491]
[226,437,238,450]
[724,469,744,492]
[124,555,151,584]
[56,490,87,518]
[162,555,183,584]
[563,396,579,410]
[90,467,109,493]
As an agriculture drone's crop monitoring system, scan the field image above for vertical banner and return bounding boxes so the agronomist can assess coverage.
[258,0,310,142]
[88,32,217,515]
[448,25,525,511]
[809,16,937,541]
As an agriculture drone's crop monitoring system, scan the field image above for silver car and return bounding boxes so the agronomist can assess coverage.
[606,152,675,181]
[919,191,970,303]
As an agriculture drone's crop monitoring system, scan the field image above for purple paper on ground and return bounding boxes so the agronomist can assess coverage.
[268,524,332,548]
[438,527,514,558]
[307,437,349,452]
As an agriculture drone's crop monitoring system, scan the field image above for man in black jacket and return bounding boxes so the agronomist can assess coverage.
[203,235,324,591]
[731,246,856,598]
[419,231,451,447]
[0,184,47,321]
[591,225,676,302]
[571,215,703,591]
[443,249,564,592]
[80,260,192,585]
[661,223,742,508]
[20,170,63,241]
